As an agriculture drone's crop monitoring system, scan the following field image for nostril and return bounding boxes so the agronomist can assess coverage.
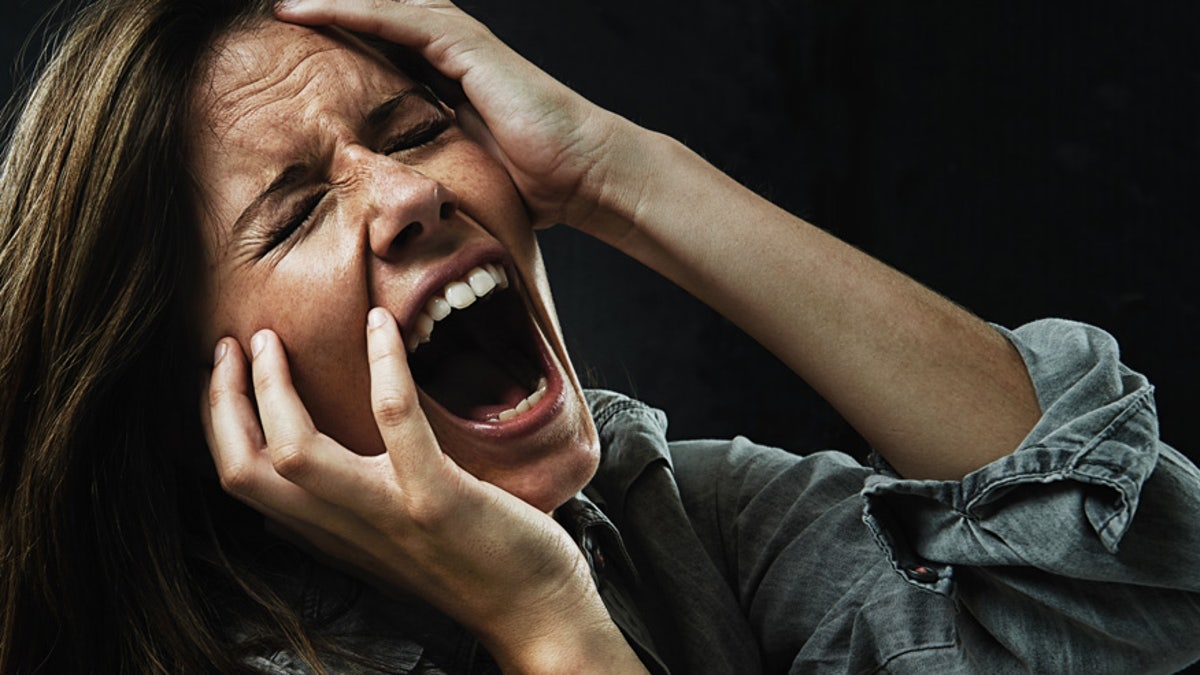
[439,201,456,220]
[395,222,422,249]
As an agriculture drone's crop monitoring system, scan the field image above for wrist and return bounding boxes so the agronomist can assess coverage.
[473,551,647,673]
[564,115,676,248]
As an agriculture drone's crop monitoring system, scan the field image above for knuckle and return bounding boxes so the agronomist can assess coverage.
[207,380,238,408]
[400,470,466,528]
[368,346,399,368]
[270,440,313,480]
[218,462,256,497]
[251,362,276,391]
[373,392,415,427]
[403,490,453,530]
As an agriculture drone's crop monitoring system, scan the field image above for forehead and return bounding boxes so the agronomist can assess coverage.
[195,21,411,149]
[191,22,419,248]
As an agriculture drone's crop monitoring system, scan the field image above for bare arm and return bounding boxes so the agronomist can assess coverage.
[583,131,1041,479]
[277,0,1039,481]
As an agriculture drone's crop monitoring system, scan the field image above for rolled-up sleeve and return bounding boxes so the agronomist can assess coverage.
[861,318,1200,672]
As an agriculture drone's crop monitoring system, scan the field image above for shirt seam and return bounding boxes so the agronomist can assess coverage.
[961,384,1155,518]
[591,398,651,430]
[867,639,959,674]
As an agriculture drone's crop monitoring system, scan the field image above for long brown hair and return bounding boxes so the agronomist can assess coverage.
[0,0,327,671]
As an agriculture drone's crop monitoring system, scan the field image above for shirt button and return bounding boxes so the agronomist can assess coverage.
[581,533,606,573]
[906,565,939,582]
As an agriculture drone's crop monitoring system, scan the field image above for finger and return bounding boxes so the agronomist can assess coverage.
[276,0,508,85]
[247,329,355,489]
[244,329,378,496]
[268,432,401,522]
[205,340,308,500]
[204,338,271,497]
[276,0,460,52]
[206,338,395,547]
[365,307,443,482]
[248,329,319,452]
[205,340,337,512]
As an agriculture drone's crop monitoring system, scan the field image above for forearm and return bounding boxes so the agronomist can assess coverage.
[584,126,1040,479]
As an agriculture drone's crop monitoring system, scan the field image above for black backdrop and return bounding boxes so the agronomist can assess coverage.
[6,0,1197,461]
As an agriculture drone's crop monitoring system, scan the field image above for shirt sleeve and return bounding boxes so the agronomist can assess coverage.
[861,318,1200,673]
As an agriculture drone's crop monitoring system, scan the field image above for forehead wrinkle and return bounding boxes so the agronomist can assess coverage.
[205,40,344,146]
[196,22,410,145]
[191,23,417,257]
[191,37,334,260]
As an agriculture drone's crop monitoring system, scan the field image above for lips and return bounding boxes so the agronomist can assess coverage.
[400,250,564,438]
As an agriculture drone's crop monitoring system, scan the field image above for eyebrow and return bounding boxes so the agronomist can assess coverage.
[365,88,426,135]
[228,164,309,241]
[228,87,438,241]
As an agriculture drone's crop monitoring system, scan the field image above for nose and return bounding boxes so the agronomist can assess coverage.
[359,151,459,262]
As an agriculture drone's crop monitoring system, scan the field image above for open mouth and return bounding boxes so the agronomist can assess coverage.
[406,262,552,425]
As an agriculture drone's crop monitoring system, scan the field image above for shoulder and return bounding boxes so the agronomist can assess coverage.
[668,437,869,537]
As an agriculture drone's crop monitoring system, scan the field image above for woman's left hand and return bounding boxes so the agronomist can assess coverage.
[275,0,1040,481]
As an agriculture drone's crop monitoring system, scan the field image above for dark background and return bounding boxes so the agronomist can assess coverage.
[466,0,1200,462]
[5,0,1197,461]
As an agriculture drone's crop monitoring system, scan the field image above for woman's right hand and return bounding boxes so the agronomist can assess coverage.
[275,0,651,241]
[203,308,646,673]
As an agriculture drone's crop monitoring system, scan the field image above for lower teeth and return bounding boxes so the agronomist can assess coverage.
[488,377,548,422]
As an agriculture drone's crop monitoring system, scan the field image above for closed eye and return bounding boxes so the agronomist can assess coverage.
[261,190,325,255]
[382,115,452,156]
[253,99,451,258]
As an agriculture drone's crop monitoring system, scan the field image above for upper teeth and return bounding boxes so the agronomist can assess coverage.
[406,263,509,353]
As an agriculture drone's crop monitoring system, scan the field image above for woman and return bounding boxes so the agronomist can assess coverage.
[1,0,1197,672]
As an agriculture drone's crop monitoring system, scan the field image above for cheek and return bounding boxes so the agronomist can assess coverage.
[270,262,384,453]
[205,235,383,454]
[289,316,380,454]
[440,142,537,258]
[444,144,559,331]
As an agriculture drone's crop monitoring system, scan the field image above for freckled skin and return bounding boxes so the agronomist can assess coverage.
[193,21,598,511]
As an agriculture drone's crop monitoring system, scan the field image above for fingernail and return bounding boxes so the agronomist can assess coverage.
[368,307,389,329]
[250,331,268,357]
[274,0,298,11]
[213,340,229,365]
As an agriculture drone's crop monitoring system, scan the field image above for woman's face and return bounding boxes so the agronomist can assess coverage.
[192,21,598,512]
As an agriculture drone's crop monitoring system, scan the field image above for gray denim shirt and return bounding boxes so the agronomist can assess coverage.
[244,319,1200,673]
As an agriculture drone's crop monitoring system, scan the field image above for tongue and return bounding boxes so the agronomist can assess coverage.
[419,347,530,421]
